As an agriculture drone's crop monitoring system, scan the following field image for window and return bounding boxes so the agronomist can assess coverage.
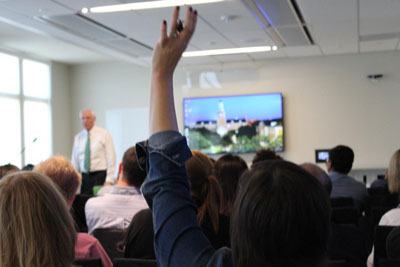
[0,51,51,168]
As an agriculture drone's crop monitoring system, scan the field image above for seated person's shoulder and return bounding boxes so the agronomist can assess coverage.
[206,247,234,267]
[77,233,98,245]
[380,208,400,225]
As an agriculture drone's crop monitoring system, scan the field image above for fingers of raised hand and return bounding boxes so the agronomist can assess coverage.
[169,6,180,37]
[161,20,167,42]
[182,7,197,40]
[159,6,197,46]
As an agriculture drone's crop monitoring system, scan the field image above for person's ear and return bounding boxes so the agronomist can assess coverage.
[67,194,76,208]
[118,162,123,176]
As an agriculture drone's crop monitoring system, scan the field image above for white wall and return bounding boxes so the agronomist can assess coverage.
[70,62,151,167]
[51,62,73,157]
[69,51,400,177]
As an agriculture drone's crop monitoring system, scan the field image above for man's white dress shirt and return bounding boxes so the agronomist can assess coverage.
[85,186,148,234]
[71,126,116,184]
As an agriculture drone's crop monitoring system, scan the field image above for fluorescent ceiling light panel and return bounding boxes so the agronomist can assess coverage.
[182,46,277,57]
[85,0,225,13]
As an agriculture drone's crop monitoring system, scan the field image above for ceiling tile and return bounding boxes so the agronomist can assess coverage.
[360,0,400,36]
[360,38,398,53]
[283,45,322,57]
[248,49,286,60]
[296,0,358,55]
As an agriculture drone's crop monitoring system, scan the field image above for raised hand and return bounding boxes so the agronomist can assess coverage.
[149,6,198,135]
[152,6,197,76]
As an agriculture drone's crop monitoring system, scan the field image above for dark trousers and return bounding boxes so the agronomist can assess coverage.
[81,170,107,195]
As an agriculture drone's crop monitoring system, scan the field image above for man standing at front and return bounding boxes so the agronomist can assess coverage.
[72,109,116,195]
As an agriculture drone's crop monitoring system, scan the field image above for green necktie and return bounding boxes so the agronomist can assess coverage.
[84,131,91,172]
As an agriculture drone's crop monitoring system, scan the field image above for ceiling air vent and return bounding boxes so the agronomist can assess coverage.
[243,0,314,47]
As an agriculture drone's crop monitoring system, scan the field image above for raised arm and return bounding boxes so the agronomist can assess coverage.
[141,7,221,267]
[149,6,197,135]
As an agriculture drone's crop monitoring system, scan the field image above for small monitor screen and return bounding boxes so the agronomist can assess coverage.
[315,149,330,163]
[183,93,284,154]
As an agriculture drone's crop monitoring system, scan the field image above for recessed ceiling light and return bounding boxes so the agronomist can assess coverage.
[182,46,278,57]
[81,8,89,14]
[84,0,225,13]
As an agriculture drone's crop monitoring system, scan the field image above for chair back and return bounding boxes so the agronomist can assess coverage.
[113,258,157,267]
[331,197,354,208]
[331,207,359,225]
[374,225,396,267]
[71,194,93,233]
[92,228,125,260]
[73,258,102,267]
[379,258,400,267]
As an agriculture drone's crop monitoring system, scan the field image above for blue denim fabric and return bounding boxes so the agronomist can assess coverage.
[141,131,233,267]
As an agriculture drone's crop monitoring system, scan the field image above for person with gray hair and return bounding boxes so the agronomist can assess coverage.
[71,109,116,194]
[34,156,112,267]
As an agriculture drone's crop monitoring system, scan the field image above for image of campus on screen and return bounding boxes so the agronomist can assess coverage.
[183,94,284,154]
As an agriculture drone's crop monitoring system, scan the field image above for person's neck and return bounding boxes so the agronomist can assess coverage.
[115,176,132,187]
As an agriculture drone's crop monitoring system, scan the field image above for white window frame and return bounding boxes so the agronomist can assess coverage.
[0,49,52,167]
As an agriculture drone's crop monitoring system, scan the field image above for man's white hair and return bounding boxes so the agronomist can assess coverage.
[79,109,96,118]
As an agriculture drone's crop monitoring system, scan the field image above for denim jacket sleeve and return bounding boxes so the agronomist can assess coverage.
[140,131,216,267]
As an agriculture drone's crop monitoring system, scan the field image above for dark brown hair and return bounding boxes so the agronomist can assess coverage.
[252,149,282,165]
[329,145,354,174]
[231,160,330,267]
[123,147,147,187]
[0,164,19,179]
[214,154,248,216]
[186,150,222,232]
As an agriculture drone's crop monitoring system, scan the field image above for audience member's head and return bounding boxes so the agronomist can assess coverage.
[387,149,400,194]
[186,150,222,232]
[300,162,332,195]
[387,226,400,259]
[34,156,81,206]
[120,146,146,187]
[214,154,248,216]
[22,164,34,171]
[0,164,19,179]
[327,145,354,174]
[231,160,330,267]
[0,171,76,267]
[252,149,282,165]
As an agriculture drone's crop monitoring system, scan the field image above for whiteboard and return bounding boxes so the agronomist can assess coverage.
[105,107,149,177]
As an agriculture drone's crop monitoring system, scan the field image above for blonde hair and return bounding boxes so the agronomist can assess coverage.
[0,171,76,267]
[388,149,400,193]
[34,156,81,201]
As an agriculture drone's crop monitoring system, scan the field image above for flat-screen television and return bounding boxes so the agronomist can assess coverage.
[183,93,284,154]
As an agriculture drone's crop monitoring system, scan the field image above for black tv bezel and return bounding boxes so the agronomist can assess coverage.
[182,92,285,154]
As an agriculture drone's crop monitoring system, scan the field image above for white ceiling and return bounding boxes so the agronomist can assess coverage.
[0,0,399,66]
